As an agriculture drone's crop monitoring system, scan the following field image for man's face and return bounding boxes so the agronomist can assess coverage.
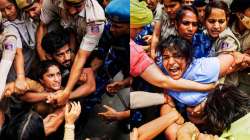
[53,45,71,68]
[0,0,17,21]
[146,0,158,11]
[163,0,181,19]
[110,22,129,37]
[41,65,62,91]
[205,8,227,39]
[24,2,41,20]
[63,1,84,16]
[162,48,188,80]
[196,6,206,23]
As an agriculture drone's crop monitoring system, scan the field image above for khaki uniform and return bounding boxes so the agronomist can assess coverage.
[0,24,21,97]
[208,28,241,86]
[231,22,250,94]
[3,19,37,82]
[40,0,105,51]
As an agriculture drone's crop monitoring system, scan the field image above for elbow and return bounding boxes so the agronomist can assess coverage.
[89,81,96,94]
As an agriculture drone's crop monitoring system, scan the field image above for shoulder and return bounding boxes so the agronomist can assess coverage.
[185,57,220,83]
[216,28,241,52]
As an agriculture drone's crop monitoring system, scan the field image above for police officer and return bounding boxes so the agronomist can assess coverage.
[0,0,37,94]
[40,0,105,105]
[0,16,21,99]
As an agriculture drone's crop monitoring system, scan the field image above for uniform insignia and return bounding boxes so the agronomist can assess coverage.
[4,43,15,50]
[91,24,100,34]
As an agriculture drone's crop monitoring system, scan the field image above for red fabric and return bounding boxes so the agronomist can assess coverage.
[130,39,154,77]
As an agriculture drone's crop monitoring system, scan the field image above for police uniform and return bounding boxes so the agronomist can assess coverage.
[40,0,105,51]
[0,24,21,98]
[231,21,250,94]
[208,27,241,86]
[3,19,37,82]
[83,0,130,112]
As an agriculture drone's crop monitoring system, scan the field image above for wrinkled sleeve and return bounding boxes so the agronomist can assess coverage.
[79,23,104,52]
[216,36,240,54]
[0,30,18,98]
[40,0,59,24]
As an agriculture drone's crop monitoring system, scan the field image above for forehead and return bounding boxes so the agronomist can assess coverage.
[56,45,70,54]
[25,2,40,11]
[0,0,13,8]
[163,48,178,54]
[181,10,197,20]
[208,8,226,18]
[44,65,60,74]
[164,0,179,4]
[162,45,180,54]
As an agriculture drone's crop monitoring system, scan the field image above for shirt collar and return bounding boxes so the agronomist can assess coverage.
[231,21,250,38]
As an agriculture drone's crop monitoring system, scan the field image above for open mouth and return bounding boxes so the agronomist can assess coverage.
[168,66,180,76]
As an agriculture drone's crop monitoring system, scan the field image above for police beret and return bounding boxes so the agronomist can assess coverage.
[105,0,130,23]
[16,0,35,9]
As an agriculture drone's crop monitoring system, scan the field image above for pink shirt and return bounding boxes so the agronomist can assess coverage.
[130,39,154,77]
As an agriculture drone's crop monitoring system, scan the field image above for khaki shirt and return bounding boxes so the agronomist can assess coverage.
[0,24,21,52]
[231,21,250,92]
[209,27,241,56]
[40,0,105,51]
[2,19,37,82]
[208,28,241,86]
[231,22,250,52]
[0,24,19,93]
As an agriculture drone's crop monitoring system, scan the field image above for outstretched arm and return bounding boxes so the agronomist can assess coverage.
[140,64,216,91]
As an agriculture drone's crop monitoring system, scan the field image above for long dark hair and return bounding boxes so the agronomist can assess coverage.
[204,84,250,135]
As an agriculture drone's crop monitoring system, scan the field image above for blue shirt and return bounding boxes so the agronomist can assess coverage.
[159,57,220,106]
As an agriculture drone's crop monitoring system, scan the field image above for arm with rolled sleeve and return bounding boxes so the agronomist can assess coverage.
[56,23,104,105]
[37,0,58,60]
[0,34,17,99]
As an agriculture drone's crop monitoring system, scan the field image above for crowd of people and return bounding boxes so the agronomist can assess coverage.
[130,0,250,140]
[0,0,130,139]
[0,0,249,139]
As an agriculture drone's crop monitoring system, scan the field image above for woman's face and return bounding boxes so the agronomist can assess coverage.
[163,0,181,19]
[41,65,62,92]
[177,10,198,42]
[205,8,228,39]
[237,8,250,29]
[0,0,17,21]
[162,48,188,80]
